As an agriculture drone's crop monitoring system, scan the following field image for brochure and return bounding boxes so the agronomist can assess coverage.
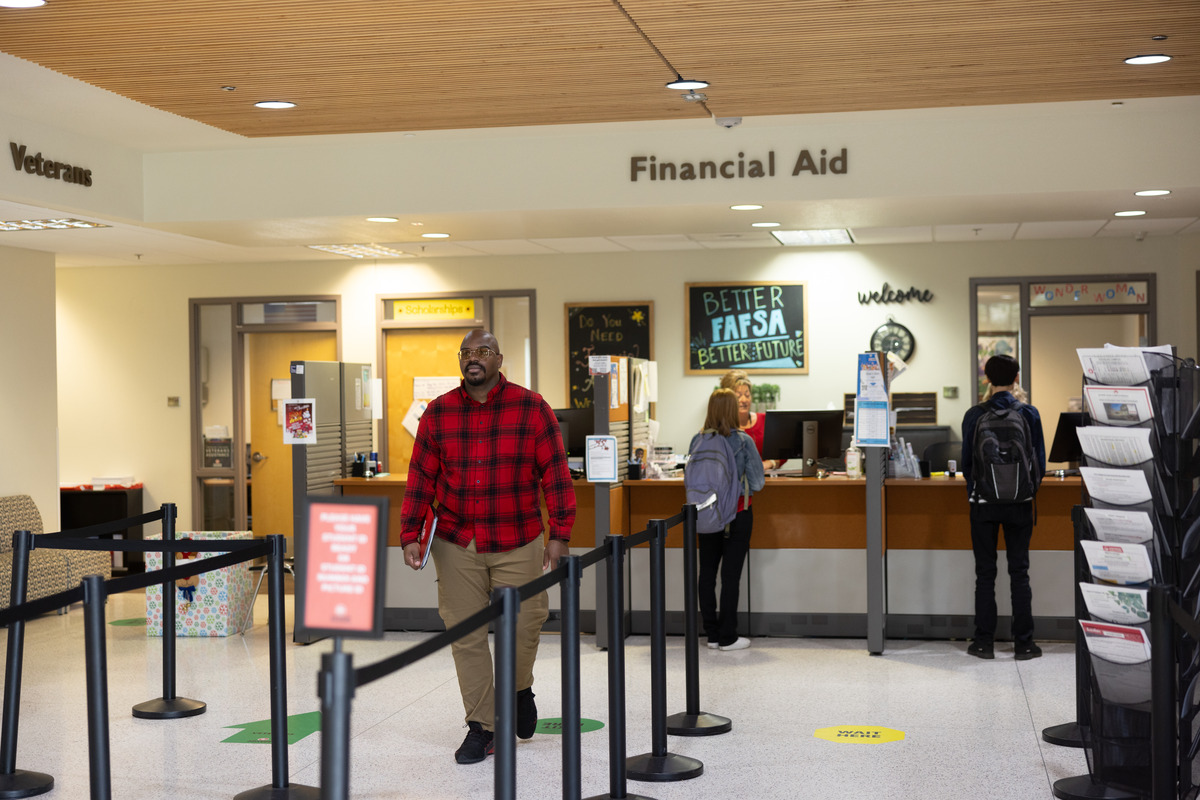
[1079,619,1151,665]
[1083,385,1154,427]
[1079,583,1150,625]
[1083,507,1153,544]
[1076,426,1153,467]
[1080,539,1153,585]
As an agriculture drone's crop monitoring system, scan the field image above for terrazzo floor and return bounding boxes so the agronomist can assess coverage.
[2,592,1089,799]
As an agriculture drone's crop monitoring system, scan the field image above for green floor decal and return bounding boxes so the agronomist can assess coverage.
[224,711,321,744]
[109,618,146,626]
[534,718,604,735]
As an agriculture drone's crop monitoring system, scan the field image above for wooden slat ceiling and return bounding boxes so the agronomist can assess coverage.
[0,0,1196,138]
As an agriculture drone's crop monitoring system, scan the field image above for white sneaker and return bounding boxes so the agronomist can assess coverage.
[706,642,719,650]
[718,637,751,651]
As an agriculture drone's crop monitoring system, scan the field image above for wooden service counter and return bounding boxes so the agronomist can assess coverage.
[625,474,1081,552]
[334,476,623,547]
[336,473,1081,639]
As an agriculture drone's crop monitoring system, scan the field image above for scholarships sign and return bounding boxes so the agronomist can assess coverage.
[296,495,388,639]
[685,282,808,374]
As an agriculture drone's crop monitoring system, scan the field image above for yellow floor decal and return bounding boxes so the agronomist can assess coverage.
[814,725,905,744]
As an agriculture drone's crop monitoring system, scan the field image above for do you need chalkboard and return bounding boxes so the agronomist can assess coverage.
[565,302,653,408]
[686,282,808,374]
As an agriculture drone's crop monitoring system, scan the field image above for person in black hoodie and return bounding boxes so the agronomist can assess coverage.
[961,354,1046,661]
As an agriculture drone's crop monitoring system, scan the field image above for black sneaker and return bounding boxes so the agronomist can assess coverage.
[1015,641,1043,661]
[454,722,494,764]
[517,687,537,740]
[967,640,994,660]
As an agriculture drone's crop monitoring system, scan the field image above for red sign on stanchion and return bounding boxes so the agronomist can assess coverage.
[295,495,388,640]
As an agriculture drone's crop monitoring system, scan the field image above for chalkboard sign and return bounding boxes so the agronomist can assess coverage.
[685,282,808,375]
[565,302,653,408]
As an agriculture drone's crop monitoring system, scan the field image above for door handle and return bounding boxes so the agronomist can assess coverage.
[251,451,268,463]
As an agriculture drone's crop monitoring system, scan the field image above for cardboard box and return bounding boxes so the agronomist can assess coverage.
[145,531,254,637]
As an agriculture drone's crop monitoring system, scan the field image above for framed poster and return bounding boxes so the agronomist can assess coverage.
[685,282,808,374]
[565,302,653,408]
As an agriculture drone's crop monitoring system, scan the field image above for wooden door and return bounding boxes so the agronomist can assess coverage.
[247,331,337,541]
[386,328,476,477]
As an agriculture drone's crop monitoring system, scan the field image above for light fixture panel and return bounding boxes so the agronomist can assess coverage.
[770,229,854,246]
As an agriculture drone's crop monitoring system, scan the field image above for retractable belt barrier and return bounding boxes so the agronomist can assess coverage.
[317,499,732,800]
[0,503,313,800]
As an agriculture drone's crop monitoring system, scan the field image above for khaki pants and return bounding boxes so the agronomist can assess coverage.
[432,535,548,731]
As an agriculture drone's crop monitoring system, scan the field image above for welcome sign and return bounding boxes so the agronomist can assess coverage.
[685,282,808,375]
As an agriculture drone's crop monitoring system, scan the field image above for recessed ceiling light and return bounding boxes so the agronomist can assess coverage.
[0,1,48,7]
[421,232,450,239]
[366,217,399,223]
[254,100,296,109]
[1124,54,1171,65]
[730,204,762,211]
[680,92,708,103]
[666,77,708,90]
[0,218,109,231]
[751,222,781,228]
[308,244,411,259]
[1134,189,1170,197]
[771,229,854,246]
[1114,210,1146,217]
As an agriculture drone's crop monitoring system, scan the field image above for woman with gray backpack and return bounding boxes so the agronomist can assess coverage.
[686,388,766,651]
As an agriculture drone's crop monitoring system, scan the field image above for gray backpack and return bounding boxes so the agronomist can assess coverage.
[685,431,748,533]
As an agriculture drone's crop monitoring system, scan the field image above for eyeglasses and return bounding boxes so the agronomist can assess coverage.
[458,347,497,360]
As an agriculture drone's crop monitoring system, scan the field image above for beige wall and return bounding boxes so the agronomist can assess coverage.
[1,245,59,527]
[48,235,1198,525]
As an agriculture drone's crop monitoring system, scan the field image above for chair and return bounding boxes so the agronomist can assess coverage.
[239,556,295,634]
[922,440,962,473]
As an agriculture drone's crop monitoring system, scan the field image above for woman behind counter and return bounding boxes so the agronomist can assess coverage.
[720,369,779,471]
[689,388,765,651]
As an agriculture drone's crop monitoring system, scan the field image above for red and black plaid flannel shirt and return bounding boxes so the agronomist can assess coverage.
[400,373,575,552]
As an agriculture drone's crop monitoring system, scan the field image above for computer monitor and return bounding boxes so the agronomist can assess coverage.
[762,409,846,477]
[1048,411,1089,465]
[552,408,594,458]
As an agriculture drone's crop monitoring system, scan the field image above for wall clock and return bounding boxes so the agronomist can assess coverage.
[870,320,915,362]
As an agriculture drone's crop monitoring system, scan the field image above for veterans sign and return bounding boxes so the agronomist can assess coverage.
[685,282,808,375]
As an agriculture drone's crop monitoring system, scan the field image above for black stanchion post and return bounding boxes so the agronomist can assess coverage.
[235,535,318,800]
[494,586,518,800]
[1050,506,1140,800]
[318,640,353,800]
[0,530,54,799]
[627,520,702,783]
[1150,586,1176,800]
[133,503,205,719]
[666,503,730,737]
[584,535,652,800]
[82,574,112,800]
[1044,505,1090,749]
[561,555,582,800]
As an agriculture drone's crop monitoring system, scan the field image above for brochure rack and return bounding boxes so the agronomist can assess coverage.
[1053,348,1198,800]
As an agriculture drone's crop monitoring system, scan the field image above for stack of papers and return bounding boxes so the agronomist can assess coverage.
[1081,466,1152,508]
[1080,540,1152,585]
[1077,426,1153,467]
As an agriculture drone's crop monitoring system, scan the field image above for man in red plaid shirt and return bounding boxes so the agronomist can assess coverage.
[401,329,575,764]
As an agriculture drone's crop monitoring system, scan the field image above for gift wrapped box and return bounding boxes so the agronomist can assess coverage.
[145,531,254,637]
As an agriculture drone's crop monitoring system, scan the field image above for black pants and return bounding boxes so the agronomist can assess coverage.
[970,501,1034,643]
[698,507,752,647]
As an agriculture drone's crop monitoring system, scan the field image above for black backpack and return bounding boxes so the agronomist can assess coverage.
[971,401,1038,503]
